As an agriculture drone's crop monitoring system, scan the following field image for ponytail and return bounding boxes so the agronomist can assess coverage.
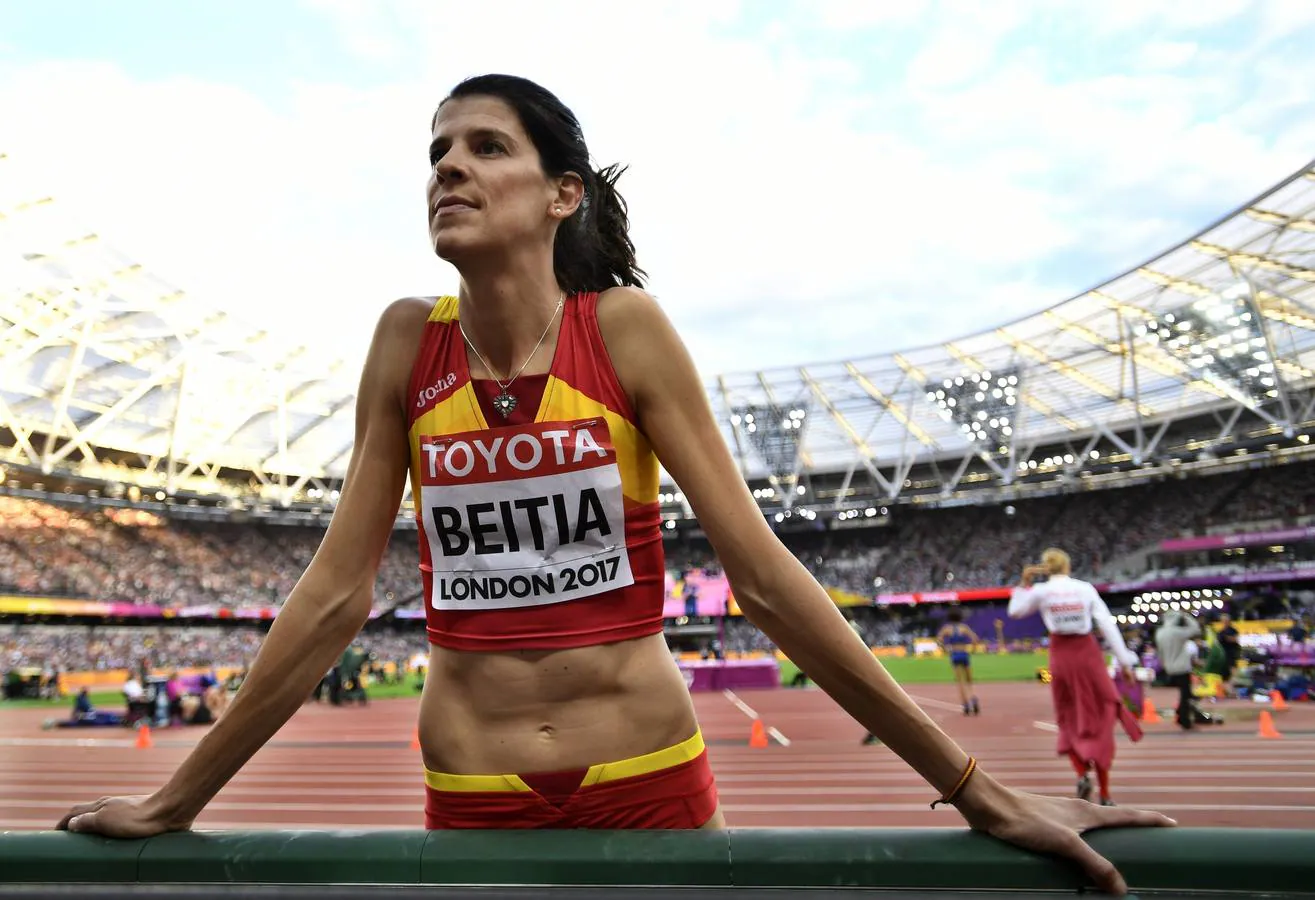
[553,163,647,295]
[591,163,646,290]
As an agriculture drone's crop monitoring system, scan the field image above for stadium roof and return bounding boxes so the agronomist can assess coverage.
[3,150,1314,509]
[0,151,360,503]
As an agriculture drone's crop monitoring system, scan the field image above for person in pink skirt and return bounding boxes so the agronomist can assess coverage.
[1008,548,1142,807]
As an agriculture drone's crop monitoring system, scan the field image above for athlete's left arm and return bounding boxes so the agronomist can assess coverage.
[597,288,1171,894]
[1089,586,1138,670]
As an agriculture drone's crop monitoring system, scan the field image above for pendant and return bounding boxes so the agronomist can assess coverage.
[492,390,518,419]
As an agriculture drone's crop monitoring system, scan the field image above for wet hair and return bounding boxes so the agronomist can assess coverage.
[438,74,646,294]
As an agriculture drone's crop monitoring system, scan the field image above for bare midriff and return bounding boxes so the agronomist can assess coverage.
[417,631,699,776]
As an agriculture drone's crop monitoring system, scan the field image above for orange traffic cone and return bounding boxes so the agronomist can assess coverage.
[748,719,769,748]
[1258,710,1282,739]
[1141,698,1162,724]
[135,724,153,749]
[1270,690,1289,711]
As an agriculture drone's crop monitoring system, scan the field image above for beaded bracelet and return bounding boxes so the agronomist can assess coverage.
[930,756,977,809]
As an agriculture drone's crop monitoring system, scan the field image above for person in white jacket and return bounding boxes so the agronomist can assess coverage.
[1154,612,1201,730]
[1009,548,1142,808]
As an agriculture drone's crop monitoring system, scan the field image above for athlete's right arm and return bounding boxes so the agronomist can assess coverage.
[57,298,428,838]
[1007,583,1041,619]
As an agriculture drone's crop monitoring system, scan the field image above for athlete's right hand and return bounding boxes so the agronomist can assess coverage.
[56,794,193,839]
[955,775,1175,896]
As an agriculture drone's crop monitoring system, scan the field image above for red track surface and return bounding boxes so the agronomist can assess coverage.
[2,682,1313,832]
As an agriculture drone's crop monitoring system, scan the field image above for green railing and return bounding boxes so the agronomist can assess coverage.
[0,828,1311,896]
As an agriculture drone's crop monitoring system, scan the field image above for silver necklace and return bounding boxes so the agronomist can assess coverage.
[459,294,564,419]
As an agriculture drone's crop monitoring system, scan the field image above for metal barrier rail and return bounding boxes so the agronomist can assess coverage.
[1,828,1311,897]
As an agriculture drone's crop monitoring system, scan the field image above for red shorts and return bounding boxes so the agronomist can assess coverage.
[423,730,719,829]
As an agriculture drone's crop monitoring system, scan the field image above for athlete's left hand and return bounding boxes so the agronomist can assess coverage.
[954,776,1175,896]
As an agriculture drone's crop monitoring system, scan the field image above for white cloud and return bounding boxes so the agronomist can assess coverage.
[2,0,1313,385]
[903,1,1029,91]
[299,0,409,61]
[1137,41,1200,69]
[804,0,932,30]
[1075,0,1252,37]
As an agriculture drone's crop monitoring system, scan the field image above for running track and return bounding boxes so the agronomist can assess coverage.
[1,682,1312,831]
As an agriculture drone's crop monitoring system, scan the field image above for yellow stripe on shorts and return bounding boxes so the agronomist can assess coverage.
[581,730,705,787]
[423,730,705,793]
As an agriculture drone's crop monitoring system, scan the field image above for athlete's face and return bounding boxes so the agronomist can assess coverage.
[427,96,569,262]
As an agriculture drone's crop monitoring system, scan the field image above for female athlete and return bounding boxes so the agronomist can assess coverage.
[58,74,1171,896]
[938,608,980,715]
[1009,548,1143,807]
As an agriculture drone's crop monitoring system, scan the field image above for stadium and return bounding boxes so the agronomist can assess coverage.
[3,142,1315,892]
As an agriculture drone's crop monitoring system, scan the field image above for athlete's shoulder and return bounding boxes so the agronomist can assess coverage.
[362,299,442,403]
[371,297,445,355]
[592,287,687,412]
[595,285,664,331]
[379,296,445,330]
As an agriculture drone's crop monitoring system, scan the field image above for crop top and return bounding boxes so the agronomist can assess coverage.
[404,292,667,652]
[941,625,973,647]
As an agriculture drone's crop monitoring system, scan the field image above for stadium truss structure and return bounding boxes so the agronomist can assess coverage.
[2,151,1315,527]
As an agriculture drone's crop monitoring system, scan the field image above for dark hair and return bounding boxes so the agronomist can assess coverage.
[439,74,646,294]
[946,607,963,624]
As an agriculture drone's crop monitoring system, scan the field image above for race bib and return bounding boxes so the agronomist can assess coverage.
[1047,597,1088,634]
[418,419,635,612]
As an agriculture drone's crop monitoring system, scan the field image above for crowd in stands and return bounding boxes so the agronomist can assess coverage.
[1205,460,1315,528]
[5,460,1315,686]
[717,611,905,656]
[5,463,1315,613]
[1,623,423,679]
[0,496,420,609]
[770,462,1315,595]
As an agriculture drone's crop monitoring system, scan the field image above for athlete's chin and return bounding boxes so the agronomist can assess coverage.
[431,229,496,264]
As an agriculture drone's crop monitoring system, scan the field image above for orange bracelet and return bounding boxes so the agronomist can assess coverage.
[930,756,977,809]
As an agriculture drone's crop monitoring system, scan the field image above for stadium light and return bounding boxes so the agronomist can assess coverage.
[925,367,1020,452]
[731,402,810,504]
[1134,284,1280,410]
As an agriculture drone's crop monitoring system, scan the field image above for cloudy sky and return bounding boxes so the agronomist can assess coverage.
[3,0,1314,379]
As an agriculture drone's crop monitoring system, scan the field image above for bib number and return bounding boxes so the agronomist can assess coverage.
[1049,602,1087,634]
[418,420,636,612]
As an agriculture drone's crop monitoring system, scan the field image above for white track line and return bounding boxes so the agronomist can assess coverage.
[906,693,967,713]
[0,737,138,748]
[720,802,1315,813]
[14,783,1315,799]
[10,768,1312,789]
[17,797,1315,815]
[0,818,419,831]
[721,689,790,746]
[2,799,423,813]
[721,689,758,718]
[1032,720,1059,732]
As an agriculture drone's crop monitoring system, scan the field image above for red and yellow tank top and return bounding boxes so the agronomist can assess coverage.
[405,292,666,652]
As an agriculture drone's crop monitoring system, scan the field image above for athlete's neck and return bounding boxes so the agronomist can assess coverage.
[456,260,564,379]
